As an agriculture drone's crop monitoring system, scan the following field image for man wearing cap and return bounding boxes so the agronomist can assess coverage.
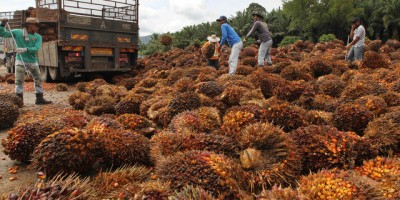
[346,17,365,62]
[216,15,243,75]
[201,34,221,69]
[244,13,273,66]
[0,17,52,105]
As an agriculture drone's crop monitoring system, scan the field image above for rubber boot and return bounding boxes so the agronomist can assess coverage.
[35,93,53,105]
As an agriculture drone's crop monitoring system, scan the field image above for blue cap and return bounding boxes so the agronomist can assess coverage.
[216,15,227,21]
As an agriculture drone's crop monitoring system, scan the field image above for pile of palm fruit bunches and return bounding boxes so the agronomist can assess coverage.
[1,37,400,199]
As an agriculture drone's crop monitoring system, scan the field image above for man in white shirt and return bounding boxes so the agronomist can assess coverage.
[346,17,365,62]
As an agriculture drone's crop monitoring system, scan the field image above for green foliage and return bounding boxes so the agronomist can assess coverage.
[319,34,337,42]
[279,36,301,47]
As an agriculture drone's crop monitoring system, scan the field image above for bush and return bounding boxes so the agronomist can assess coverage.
[278,36,301,47]
[319,34,337,42]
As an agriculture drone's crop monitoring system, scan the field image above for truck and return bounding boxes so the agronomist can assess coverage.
[0,0,139,81]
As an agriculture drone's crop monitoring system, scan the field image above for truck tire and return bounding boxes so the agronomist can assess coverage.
[40,66,51,82]
[49,67,62,81]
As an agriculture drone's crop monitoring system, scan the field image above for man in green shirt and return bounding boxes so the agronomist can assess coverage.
[0,17,52,105]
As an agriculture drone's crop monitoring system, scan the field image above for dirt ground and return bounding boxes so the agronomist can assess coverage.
[0,65,77,194]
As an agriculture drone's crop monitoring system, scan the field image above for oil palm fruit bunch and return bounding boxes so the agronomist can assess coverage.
[169,185,215,200]
[95,84,127,102]
[289,125,357,173]
[0,93,23,108]
[315,74,346,98]
[56,83,68,91]
[32,128,101,177]
[239,122,301,191]
[6,173,95,200]
[99,130,151,167]
[68,92,91,110]
[85,116,124,135]
[91,165,150,197]
[264,102,308,132]
[160,34,173,46]
[361,51,391,69]
[168,92,201,114]
[155,150,248,199]
[220,85,248,107]
[366,40,382,52]
[84,95,116,115]
[0,101,19,130]
[298,169,368,200]
[133,181,171,199]
[195,81,224,98]
[221,110,257,139]
[354,95,388,116]
[380,91,400,107]
[305,110,333,126]
[355,157,400,199]
[309,59,333,78]
[333,103,374,135]
[150,131,240,163]
[81,78,108,95]
[2,117,66,162]
[195,107,221,133]
[256,185,303,200]
[115,93,147,115]
[116,113,155,137]
[311,94,338,112]
[168,111,202,134]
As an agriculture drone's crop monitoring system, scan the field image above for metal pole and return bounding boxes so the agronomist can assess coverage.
[5,22,31,77]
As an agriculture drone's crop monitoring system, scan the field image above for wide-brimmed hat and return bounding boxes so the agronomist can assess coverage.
[252,13,264,19]
[216,15,227,22]
[207,34,220,42]
[22,17,40,27]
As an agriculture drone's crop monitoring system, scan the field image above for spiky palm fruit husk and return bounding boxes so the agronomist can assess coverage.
[361,51,391,69]
[355,157,400,199]
[84,95,116,115]
[117,77,140,90]
[98,129,151,167]
[275,80,314,102]
[309,59,333,78]
[168,92,201,114]
[239,123,301,191]
[314,43,327,52]
[82,78,108,95]
[169,185,216,200]
[196,107,221,133]
[92,165,150,198]
[115,93,146,115]
[259,74,288,99]
[2,117,66,162]
[133,181,171,200]
[364,111,400,155]
[56,83,69,91]
[280,64,314,81]
[242,46,258,57]
[340,82,377,103]
[0,102,19,131]
[116,114,155,137]
[32,128,100,177]
[0,93,23,108]
[168,111,202,134]
[306,110,333,126]
[195,81,224,98]
[333,103,374,135]
[220,86,248,107]
[166,69,185,85]
[95,84,127,102]
[240,89,265,105]
[316,74,346,97]
[221,110,257,138]
[136,77,159,88]
[264,103,308,132]
[196,72,217,82]
[155,151,248,199]
[174,77,196,92]
[241,57,258,67]
[7,173,96,200]
[256,185,303,200]
[76,82,87,92]
[380,91,400,107]
[223,80,255,90]
[68,92,91,110]
[236,65,255,76]
[298,169,368,200]
[366,40,382,52]
[355,95,388,116]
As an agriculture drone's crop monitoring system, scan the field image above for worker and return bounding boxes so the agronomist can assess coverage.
[346,17,366,62]
[0,17,52,105]
[244,13,273,66]
[216,15,243,75]
[201,34,221,69]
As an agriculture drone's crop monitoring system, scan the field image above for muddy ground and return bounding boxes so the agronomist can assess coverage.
[0,66,77,194]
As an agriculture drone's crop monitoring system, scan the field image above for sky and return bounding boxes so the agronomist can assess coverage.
[1,0,283,36]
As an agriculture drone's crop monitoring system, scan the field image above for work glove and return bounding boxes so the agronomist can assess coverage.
[16,48,28,54]
[1,18,8,27]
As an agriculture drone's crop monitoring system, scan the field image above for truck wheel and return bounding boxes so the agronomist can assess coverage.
[49,67,62,81]
[40,66,51,82]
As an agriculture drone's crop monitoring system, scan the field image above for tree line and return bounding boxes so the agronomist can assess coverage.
[140,0,400,55]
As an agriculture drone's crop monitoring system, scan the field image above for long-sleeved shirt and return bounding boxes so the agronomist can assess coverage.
[0,26,42,63]
[219,23,241,47]
[245,20,272,43]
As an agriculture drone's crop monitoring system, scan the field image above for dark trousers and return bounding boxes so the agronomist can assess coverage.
[206,59,220,70]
